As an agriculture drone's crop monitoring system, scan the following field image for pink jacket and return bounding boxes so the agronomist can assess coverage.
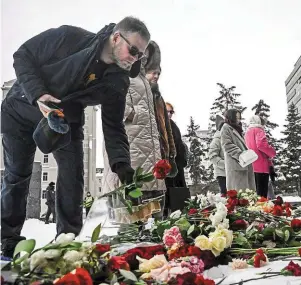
[245,120,276,173]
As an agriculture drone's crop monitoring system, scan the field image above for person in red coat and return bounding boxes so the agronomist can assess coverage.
[245,115,276,197]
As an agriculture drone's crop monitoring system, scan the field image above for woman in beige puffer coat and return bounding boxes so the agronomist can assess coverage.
[102,59,166,198]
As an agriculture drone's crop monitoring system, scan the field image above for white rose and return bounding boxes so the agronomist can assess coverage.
[81,241,92,249]
[56,233,75,244]
[30,250,47,271]
[63,250,84,263]
[21,257,31,270]
[44,249,62,259]
[170,210,181,219]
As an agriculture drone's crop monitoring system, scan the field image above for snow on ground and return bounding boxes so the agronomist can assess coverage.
[21,219,56,249]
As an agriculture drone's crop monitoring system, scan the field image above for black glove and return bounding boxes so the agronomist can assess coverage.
[113,162,135,185]
[167,157,178,178]
[269,166,278,182]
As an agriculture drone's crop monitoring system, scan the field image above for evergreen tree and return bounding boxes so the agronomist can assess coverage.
[280,103,301,194]
[185,117,207,186]
[208,83,246,136]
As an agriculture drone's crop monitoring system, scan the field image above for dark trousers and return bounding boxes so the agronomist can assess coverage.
[217,176,227,195]
[45,203,56,223]
[255,173,269,198]
[1,132,84,245]
[85,207,91,216]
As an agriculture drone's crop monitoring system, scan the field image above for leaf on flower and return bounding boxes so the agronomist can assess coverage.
[275,229,284,239]
[119,269,138,281]
[187,225,195,236]
[284,230,290,242]
[91,223,102,243]
[13,239,36,259]
[128,188,143,198]
[133,166,143,183]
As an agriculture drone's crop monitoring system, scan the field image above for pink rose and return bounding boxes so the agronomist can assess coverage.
[189,256,199,265]
[175,234,184,245]
[169,226,181,236]
[163,234,177,247]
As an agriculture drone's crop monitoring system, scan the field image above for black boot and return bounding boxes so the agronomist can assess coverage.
[1,237,26,258]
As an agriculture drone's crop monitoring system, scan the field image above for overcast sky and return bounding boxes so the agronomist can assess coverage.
[1,0,301,167]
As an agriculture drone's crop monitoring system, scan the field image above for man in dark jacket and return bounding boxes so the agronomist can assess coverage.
[45,182,56,224]
[1,16,150,257]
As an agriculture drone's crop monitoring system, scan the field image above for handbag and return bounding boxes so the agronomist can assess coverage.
[239,149,258,168]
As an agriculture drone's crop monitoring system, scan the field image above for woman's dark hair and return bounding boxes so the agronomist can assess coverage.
[224,109,240,124]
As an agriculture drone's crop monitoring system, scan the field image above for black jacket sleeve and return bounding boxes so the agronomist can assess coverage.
[101,94,131,170]
[101,68,131,170]
[13,26,68,105]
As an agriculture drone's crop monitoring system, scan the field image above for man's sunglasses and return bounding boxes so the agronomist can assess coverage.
[119,33,145,60]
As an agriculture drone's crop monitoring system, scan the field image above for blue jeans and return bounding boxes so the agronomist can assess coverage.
[1,132,84,246]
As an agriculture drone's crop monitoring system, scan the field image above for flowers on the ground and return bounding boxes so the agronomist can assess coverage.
[231,258,248,270]
[188,208,198,215]
[282,261,301,276]
[94,243,110,255]
[291,219,301,231]
[54,268,93,285]
[108,256,130,271]
[248,248,268,268]
[56,233,76,244]
[163,226,184,249]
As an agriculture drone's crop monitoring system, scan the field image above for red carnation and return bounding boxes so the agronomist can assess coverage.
[284,261,301,276]
[298,248,301,256]
[108,256,130,272]
[188,208,198,215]
[54,273,81,285]
[73,268,93,285]
[231,219,248,230]
[153,159,172,179]
[258,197,268,203]
[227,190,238,198]
[94,244,110,255]
[291,219,301,231]
[168,244,202,260]
[272,205,283,216]
[238,198,249,207]
[274,196,283,206]
[123,245,165,269]
[169,272,215,285]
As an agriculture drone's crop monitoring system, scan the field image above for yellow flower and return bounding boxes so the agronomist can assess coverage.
[210,227,233,248]
[138,254,168,273]
[195,235,212,250]
[211,236,226,257]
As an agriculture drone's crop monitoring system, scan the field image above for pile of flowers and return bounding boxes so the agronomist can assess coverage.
[2,181,301,284]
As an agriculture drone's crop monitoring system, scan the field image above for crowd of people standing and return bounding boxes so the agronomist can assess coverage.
[209,109,276,198]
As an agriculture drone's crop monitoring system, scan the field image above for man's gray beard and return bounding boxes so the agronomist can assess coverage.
[112,51,131,71]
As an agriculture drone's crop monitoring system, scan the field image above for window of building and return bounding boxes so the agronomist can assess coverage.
[84,143,89,148]
[42,190,47,199]
[42,172,48,181]
[85,115,89,122]
[43,154,49,164]
[84,127,89,134]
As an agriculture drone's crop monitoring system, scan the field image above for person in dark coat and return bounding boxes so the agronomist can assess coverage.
[165,102,187,188]
[45,182,56,224]
[1,17,150,257]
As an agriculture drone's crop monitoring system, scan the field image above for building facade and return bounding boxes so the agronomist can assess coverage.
[1,79,98,216]
[285,55,301,113]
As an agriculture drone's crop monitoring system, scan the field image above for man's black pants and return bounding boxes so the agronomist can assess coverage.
[1,131,84,252]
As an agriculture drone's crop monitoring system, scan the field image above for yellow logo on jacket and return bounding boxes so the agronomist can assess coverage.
[86,73,97,86]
